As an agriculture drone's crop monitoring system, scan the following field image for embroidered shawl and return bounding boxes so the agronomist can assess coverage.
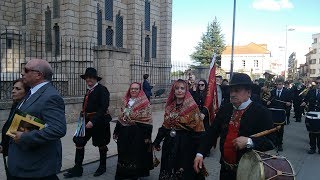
[118,82,152,126]
[162,80,204,132]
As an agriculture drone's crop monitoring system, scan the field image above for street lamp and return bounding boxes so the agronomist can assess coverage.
[230,0,236,80]
[284,25,295,80]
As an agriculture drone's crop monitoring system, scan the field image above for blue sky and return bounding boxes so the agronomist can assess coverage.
[172,0,320,68]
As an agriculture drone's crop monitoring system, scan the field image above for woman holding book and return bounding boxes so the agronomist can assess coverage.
[0,78,30,177]
[153,79,205,180]
[113,82,153,180]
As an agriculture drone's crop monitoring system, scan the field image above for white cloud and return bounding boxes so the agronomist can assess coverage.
[252,0,294,11]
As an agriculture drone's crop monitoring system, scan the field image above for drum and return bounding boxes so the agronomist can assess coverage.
[269,108,286,125]
[305,111,320,133]
[237,150,295,180]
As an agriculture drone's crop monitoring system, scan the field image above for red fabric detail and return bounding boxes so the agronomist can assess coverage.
[83,88,95,112]
[204,61,219,125]
[223,109,246,164]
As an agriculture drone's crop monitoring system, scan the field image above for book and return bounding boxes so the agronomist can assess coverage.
[6,111,45,138]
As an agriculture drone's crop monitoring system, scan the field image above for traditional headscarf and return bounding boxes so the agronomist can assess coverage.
[163,79,204,132]
[118,82,152,126]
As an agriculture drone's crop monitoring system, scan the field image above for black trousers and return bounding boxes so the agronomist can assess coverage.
[309,133,320,150]
[9,174,59,180]
[219,166,236,180]
[293,104,303,121]
[275,124,284,146]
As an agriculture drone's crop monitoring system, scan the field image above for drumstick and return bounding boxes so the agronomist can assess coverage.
[274,99,288,104]
[250,125,281,138]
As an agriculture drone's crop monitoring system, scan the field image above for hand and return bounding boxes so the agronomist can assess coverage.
[153,145,161,151]
[200,113,205,120]
[267,101,271,105]
[11,131,23,143]
[232,136,248,150]
[301,102,306,106]
[286,102,292,106]
[0,145,2,153]
[113,134,118,140]
[193,155,204,173]
[85,121,93,128]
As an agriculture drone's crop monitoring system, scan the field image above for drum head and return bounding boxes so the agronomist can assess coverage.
[237,151,264,180]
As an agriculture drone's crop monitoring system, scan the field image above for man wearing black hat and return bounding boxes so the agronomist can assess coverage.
[64,67,111,178]
[194,73,275,180]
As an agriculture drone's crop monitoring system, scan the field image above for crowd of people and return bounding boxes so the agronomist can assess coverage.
[0,58,319,180]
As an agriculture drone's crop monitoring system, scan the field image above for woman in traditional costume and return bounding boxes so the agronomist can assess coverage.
[153,79,205,180]
[114,82,153,180]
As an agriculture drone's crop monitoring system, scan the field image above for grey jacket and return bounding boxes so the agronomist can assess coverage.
[8,83,67,178]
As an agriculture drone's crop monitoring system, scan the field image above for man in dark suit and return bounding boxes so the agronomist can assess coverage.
[267,78,292,151]
[194,73,275,180]
[301,76,320,154]
[292,79,306,122]
[142,74,153,101]
[64,67,111,178]
[8,59,67,179]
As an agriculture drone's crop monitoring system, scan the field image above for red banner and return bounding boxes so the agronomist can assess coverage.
[204,54,219,125]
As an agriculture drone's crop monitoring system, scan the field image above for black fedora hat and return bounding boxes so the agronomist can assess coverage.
[229,73,252,87]
[80,67,102,81]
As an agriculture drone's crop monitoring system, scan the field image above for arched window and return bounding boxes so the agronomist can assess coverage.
[145,0,150,31]
[145,35,150,61]
[106,26,113,46]
[152,23,157,58]
[105,0,113,21]
[45,6,52,52]
[97,4,102,45]
[54,23,60,56]
[53,0,60,18]
[22,0,26,25]
[115,12,123,48]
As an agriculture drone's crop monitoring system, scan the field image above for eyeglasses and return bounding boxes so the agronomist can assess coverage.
[130,88,140,91]
[198,84,205,86]
[24,67,40,73]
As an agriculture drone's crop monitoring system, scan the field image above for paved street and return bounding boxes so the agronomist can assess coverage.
[1,110,320,179]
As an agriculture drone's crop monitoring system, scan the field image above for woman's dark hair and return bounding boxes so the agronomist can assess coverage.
[197,79,208,95]
[143,74,149,80]
[13,78,31,92]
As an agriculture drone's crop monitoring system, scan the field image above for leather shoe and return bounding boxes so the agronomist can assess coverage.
[308,149,316,154]
[63,166,83,178]
[93,166,106,177]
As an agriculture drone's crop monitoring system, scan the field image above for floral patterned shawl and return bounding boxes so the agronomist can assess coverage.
[162,79,204,132]
[118,82,152,126]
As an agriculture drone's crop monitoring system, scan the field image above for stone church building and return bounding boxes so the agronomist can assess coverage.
[0,0,172,121]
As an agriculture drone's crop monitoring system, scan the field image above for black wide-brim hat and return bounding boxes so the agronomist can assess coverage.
[229,73,253,87]
[80,67,102,81]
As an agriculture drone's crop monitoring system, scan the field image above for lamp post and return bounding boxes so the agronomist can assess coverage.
[284,25,295,80]
[230,0,236,80]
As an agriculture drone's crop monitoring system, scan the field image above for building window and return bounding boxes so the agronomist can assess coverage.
[45,6,52,52]
[314,38,318,44]
[152,23,157,58]
[116,12,123,48]
[22,0,26,25]
[97,4,102,45]
[54,23,60,56]
[6,38,12,49]
[242,60,246,68]
[105,0,113,21]
[145,35,150,61]
[311,69,316,74]
[106,26,113,46]
[53,0,60,18]
[254,60,258,68]
[145,0,150,31]
[141,22,143,57]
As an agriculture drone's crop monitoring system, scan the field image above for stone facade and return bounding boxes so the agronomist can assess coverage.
[0,0,172,121]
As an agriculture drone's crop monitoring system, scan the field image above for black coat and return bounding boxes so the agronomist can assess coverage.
[304,88,320,111]
[269,88,292,110]
[198,102,275,163]
[84,83,111,125]
[1,103,18,156]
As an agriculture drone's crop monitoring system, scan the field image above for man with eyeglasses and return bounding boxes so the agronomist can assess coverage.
[267,78,292,151]
[301,76,320,154]
[8,59,67,179]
